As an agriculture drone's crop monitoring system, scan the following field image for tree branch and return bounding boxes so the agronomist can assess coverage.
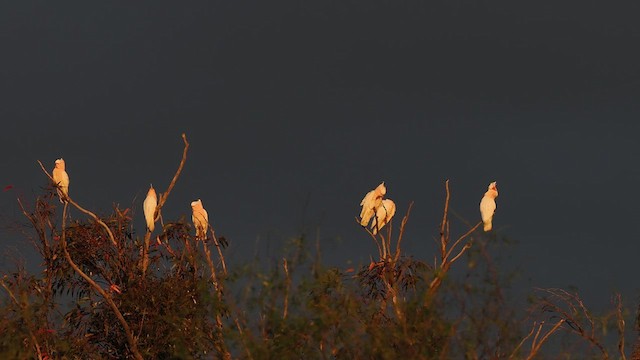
[60,203,143,359]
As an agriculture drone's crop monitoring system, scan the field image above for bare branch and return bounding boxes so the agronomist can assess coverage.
[525,319,565,360]
[439,179,450,260]
[142,134,190,274]
[444,221,481,262]
[393,202,413,263]
[155,133,190,219]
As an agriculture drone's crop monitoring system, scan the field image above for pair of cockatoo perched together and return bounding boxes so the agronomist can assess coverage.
[358,181,499,234]
[142,184,209,240]
[359,182,396,235]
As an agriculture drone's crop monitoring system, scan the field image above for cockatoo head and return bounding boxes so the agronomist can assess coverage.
[191,199,203,209]
[486,182,498,198]
[55,158,65,170]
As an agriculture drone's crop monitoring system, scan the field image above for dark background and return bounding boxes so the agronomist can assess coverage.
[1,0,640,318]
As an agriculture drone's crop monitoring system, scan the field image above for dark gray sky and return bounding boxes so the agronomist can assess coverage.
[2,0,640,314]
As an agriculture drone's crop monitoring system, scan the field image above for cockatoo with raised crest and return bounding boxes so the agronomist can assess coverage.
[191,199,209,240]
[52,158,69,203]
[359,182,386,226]
[479,181,498,232]
[143,184,157,232]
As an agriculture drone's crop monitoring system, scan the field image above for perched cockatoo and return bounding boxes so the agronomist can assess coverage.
[479,181,498,232]
[52,158,69,203]
[360,182,386,226]
[372,199,396,235]
[191,199,209,240]
[143,184,157,232]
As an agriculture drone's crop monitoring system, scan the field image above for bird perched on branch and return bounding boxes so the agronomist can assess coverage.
[191,199,209,240]
[52,158,69,203]
[143,184,157,232]
[480,181,498,231]
[359,182,386,226]
[372,199,396,235]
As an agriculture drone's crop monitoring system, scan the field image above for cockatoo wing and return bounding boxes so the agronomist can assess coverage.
[143,187,157,232]
[479,195,496,231]
[52,159,70,202]
[191,200,209,240]
[372,199,396,235]
[359,190,376,226]
[359,182,387,227]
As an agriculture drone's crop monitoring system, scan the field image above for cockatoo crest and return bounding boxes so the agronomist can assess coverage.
[480,181,498,232]
[488,182,497,192]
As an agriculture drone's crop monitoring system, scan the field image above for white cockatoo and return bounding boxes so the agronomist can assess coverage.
[372,199,396,235]
[191,199,209,240]
[52,158,69,203]
[479,181,498,232]
[359,182,386,226]
[143,184,157,232]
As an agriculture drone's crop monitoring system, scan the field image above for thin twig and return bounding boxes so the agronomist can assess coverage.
[155,133,190,219]
[393,202,413,263]
[509,321,537,359]
[283,258,290,320]
[526,320,565,360]
[443,221,481,262]
[361,220,383,260]
[209,227,227,275]
[439,180,450,260]
[448,242,472,264]
[614,293,627,360]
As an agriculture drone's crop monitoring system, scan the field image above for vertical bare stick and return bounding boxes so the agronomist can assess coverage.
[283,258,290,320]
[393,202,413,263]
[142,134,190,274]
[439,180,450,261]
[209,227,227,275]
